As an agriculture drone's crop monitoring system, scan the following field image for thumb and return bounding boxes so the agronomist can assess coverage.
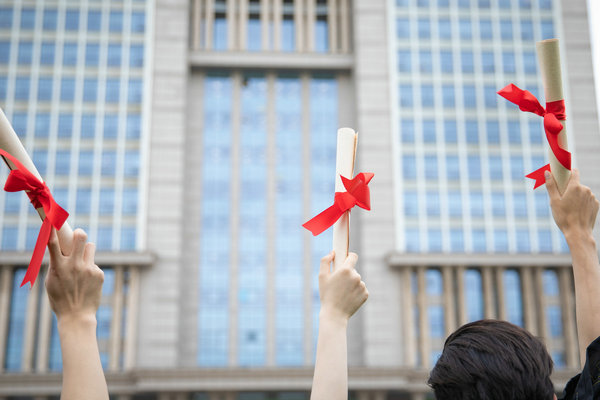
[545,170,560,201]
[320,251,334,276]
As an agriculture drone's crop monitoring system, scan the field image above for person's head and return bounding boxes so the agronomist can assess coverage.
[428,319,556,400]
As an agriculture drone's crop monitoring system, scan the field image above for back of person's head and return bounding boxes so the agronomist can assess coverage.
[428,319,554,400]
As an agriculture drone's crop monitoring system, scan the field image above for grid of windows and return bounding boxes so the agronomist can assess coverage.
[394,0,566,254]
[0,2,149,252]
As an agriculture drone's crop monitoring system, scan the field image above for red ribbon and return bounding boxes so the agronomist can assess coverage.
[303,172,373,236]
[498,84,571,189]
[0,149,69,288]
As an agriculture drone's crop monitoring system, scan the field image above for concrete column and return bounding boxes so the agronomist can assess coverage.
[124,267,140,370]
[109,266,124,371]
[22,278,41,371]
[442,266,456,336]
[521,267,537,335]
[205,0,215,50]
[36,273,53,372]
[482,267,495,319]
[417,267,430,368]
[402,267,415,366]
[0,267,13,372]
[456,266,466,326]
[495,267,506,321]
[327,0,337,52]
[559,268,578,368]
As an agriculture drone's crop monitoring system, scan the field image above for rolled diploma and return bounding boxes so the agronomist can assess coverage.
[536,39,570,194]
[0,108,73,255]
[332,128,358,271]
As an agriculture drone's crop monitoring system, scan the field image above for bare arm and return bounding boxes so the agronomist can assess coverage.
[546,169,600,365]
[45,228,108,400]
[310,252,368,400]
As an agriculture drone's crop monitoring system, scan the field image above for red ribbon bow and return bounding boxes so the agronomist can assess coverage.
[0,149,69,288]
[303,172,373,236]
[498,83,571,189]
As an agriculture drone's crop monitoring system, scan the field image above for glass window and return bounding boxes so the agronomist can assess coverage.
[105,78,120,103]
[487,120,500,144]
[401,119,415,143]
[213,15,226,49]
[523,51,537,74]
[131,11,145,33]
[507,121,521,144]
[0,7,13,29]
[539,0,552,9]
[0,77,6,100]
[503,51,516,74]
[4,193,20,214]
[315,16,328,52]
[40,41,55,65]
[35,113,50,137]
[466,120,479,143]
[12,112,28,135]
[18,41,33,65]
[535,191,550,217]
[76,188,92,214]
[109,10,123,32]
[440,50,453,73]
[492,192,505,216]
[463,85,476,108]
[65,9,79,30]
[529,120,543,144]
[121,227,137,250]
[83,78,97,102]
[429,305,445,338]
[282,17,295,51]
[472,229,486,251]
[516,229,530,252]
[21,8,35,29]
[126,114,141,138]
[446,155,459,180]
[513,192,527,217]
[489,156,503,180]
[128,79,142,103]
[405,228,420,252]
[38,77,53,101]
[0,41,9,64]
[43,9,57,30]
[459,19,471,39]
[448,190,462,216]
[247,16,261,51]
[404,190,418,216]
[130,44,144,67]
[484,85,497,108]
[78,151,94,175]
[504,270,523,326]
[5,269,28,369]
[107,43,122,66]
[428,229,442,252]
[465,270,483,320]
[417,0,429,6]
[399,84,413,107]
[104,114,118,139]
[468,155,481,180]
[419,50,432,73]
[124,150,139,177]
[520,0,532,7]
[511,155,524,180]
[521,20,534,40]
[425,155,438,179]
[495,229,509,252]
[63,42,78,65]
[55,150,70,175]
[438,18,451,39]
[481,51,494,73]
[442,84,454,107]
[418,19,430,39]
[479,19,493,39]
[458,0,471,7]
[33,149,48,175]
[421,84,434,107]
[81,113,96,138]
[479,0,490,6]
[444,120,457,143]
[426,191,440,216]
[397,18,410,39]
[423,119,436,143]
[498,0,512,7]
[2,226,18,250]
[15,76,30,101]
[437,0,450,5]
[87,10,101,31]
[58,113,73,137]
[99,188,114,215]
[398,50,411,72]
[60,78,75,101]
[403,154,416,179]
[461,51,474,73]
[86,43,100,66]
[450,229,463,252]
[122,188,138,215]
[500,19,513,40]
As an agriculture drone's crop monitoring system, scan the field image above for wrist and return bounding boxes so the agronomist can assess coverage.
[319,306,350,328]
[563,229,596,249]
[57,312,97,331]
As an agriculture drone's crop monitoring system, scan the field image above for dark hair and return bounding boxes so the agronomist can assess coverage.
[428,319,554,400]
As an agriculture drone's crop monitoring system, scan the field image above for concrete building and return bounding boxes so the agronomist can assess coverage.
[0,0,598,399]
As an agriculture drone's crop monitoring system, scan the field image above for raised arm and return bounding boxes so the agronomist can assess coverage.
[310,252,369,400]
[546,169,600,365]
[45,228,108,400]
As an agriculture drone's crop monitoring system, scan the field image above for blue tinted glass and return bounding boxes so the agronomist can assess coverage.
[128,79,142,103]
[426,191,440,216]
[511,155,523,180]
[487,120,500,143]
[79,151,94,175]
[399,84,413,107]
[126,114,141,138]
[122,188,138,215]
[43,9,57,30]
[423,119,436,142]
[426,270,443,295]
[446,155,459,180]
[87,10,101,31]
[38,77,53,101]
[535,191,550,217]
[440,51,453,73]
[500,20,513,39]
[417,0,429,6]
[109,10,123,32]
[247,17,261,51]
[499,0,511,7]
[439,19,451,39]
[465,270,483,320]
[489,156,503,180]
[421,84,434,107]
[99,188,114,215]
[104,113,118,138]
[543,270,560,296]
[86,43,99,66]
[459,0,470,7]
[63,42,78,65]
[484,85,497,108]
[428,229,442,251]
[521,20,534,40]
[516,229,530,252]
[495,229,508,252]
[444,120,457,143]
[503,51,516,74]
[124,150,139,177]
[18,41,33,65]
[97,226,112,250]
[404,190,418,216]
[105,79,120,103]
[479,19,492,39]
[101,151,116,175]
[315,18,328,52]
[405,228,420,252]
[471,192,484,216]
[15,76,30,100]
[131,11,145,33]
[0,7,12,28]
[442,84,454,107]
[83,78,97,102]
[461,51,474,73]
[2,226,18,249]
[21,8,35,29]
[513,192,527,217]
[58,113,73,137]
[403,154,416,179]
[0,41,9,63]
[401,119,414,142]
[282,18,295,51]
[418,19,430,39]
[539,0,552,8]
[76,187,91,214]
[547,305,562,337]
[130,44,144,67]
[397,18,410,38]
[49,315,62,370]
[425,155,438,179]
[429,305,445,338]
[419,50,432,73]
[468,155,481,179]
[520,0,532,8]
[472,229,486,251]
[65,9,79,30]
[12,112,28,136]
[507,120,521,144]
[459,19,471,39]
[448,191,461,216]
[481,51,494,73]
[463,85,476,108]
[466,120,479,143]
[479,0,490,6]
[504,270,523,326]
[81,113,96,138]
[61,78,75,101]
[107,43,122,66]
[40,41,55,65]
[529,120,543,144]
[523,51,537,74]
[35,113,50,137]
[0,77,6,100]
[492,192,505,216]
[5,269,28,370]
[55,150,70,175]
[33,149,47,175]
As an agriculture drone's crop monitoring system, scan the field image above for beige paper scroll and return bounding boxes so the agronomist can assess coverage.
[0,108,73,255]
[536,38,570,194]
[332,128,358,271]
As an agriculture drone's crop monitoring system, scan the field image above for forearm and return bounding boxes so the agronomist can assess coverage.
[310,311,349,400]
[565,230,600,365]
[58,315,109,400]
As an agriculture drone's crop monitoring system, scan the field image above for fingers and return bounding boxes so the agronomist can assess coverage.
[342,252,358,270]
[71,229,88,261]
[320,251,334,276]
[545,170,560,201]
[47,228,63,269]
[83,242,96,265]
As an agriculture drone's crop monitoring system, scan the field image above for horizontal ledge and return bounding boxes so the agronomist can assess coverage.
[0,251,156,266]
[386,252,573,267]
[189,51,354,71]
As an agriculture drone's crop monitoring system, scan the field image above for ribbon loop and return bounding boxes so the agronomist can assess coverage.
[0,149,69,288]
[498,84,571,188]
[303,172,374,236]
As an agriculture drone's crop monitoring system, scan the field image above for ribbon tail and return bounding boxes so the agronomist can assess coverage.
[302,204,344,236]
[526,164,552,190]
[20,218,52,288]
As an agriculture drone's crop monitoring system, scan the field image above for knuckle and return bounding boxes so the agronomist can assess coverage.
[74,228,88,241]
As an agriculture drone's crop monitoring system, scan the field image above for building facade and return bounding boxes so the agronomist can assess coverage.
[0,0,599,399]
